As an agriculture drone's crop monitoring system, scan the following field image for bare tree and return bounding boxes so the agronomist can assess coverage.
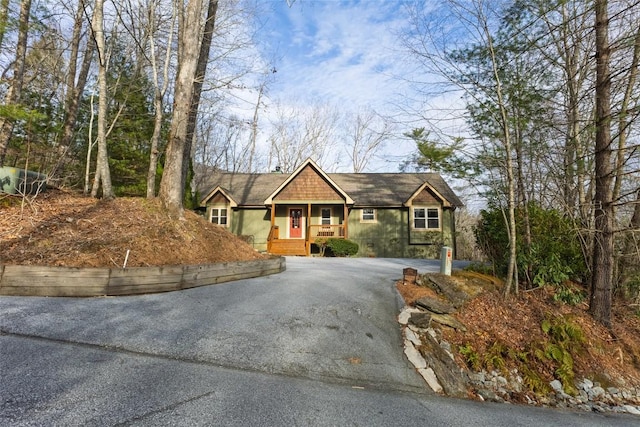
[268,101,340,173]
[247,67,277,173]
[343,108,391,172]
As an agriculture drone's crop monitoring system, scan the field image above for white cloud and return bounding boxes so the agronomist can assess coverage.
[263,1,411,110]
[220,0,469,172]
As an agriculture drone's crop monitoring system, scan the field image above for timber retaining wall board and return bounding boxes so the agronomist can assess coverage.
[0,257,285,297]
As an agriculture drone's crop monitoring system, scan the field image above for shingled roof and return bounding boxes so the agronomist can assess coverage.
[199,170,463,208]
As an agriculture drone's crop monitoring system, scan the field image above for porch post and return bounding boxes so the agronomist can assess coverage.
[343,204,348,238]
[306,203,312,256]
[270,203,275,226]
[267,203,275,253]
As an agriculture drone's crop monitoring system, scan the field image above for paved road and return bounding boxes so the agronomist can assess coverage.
[1,257,637,426]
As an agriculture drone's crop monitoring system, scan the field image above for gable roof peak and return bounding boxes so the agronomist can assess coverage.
[263,158,354,205]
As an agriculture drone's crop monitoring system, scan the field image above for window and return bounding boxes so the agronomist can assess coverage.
[427,208,440,229]
[210,207,228,226]
[321,208,332,225]
[413,207,440,230]
[361,208,376,222]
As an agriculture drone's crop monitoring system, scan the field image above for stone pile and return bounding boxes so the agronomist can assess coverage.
[398,305,640,416]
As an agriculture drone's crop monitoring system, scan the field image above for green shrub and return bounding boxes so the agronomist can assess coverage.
[474,204,586,289]
[553,284,587,306]
[325,238,359,257]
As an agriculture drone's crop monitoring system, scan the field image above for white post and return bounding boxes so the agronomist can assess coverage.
[440,246,452,276]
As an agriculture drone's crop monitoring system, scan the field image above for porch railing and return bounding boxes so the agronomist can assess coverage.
[267,225,280,241]
[266,225,279,253]
[308,224,345,240]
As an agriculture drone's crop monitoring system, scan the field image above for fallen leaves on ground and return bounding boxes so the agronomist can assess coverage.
[396,273,640,392]
[0,189,267,268]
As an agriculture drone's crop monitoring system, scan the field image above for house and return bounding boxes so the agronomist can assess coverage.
[198,159,463,258]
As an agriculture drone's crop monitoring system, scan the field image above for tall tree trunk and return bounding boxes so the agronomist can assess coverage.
[146,0,177,198]
[147,91,164,198]
[60,0,94,150]
[90,0,114,199]
[0,0,32,166]
[589,0,614,327]
[182,0,219,199]
[479,11,518,295]
[158,0,206,215]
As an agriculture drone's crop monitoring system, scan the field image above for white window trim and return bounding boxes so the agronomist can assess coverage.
[412,206,441,230]
[320,207,332,226]
[209,205,229,227]
[360,208,377,223]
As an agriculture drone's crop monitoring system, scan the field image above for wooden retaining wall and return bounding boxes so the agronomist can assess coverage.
[0,257,285,297]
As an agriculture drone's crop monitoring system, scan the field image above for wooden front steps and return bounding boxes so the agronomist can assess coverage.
[268,239,307,256]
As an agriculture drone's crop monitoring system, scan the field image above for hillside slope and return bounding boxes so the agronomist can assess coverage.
[0,189,267,268]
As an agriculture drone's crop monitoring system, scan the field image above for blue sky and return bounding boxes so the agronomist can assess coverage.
[240,0,435,172]
[260,0,406,114]
[260,0,410,111]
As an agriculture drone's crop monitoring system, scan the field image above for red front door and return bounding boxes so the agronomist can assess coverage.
[289,208,303,238]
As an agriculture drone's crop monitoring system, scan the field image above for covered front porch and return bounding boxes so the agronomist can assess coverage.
[266,204,348,256]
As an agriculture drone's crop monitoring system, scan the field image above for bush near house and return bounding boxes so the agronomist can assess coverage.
[474,204,586,289]
[325,238,359,257]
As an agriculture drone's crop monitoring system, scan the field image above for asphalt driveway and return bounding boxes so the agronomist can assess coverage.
[4,257,639,426]
[0,257,449,392]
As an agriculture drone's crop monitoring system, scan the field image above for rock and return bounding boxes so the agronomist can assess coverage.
[404,327,422,346]
[579,378,593,391]
[398,307,422,325]
[419,368,443,393]
[409,312,432,328]
[439,340,455,360]
[589,386,606,399]
[477,389,503,403]
[426,275,470,307]
[415,297,455,314]
[550,380,564,393]
[623,405,640,415]
[426,327,439,340]
[403,340,427,369]
[578,391,589,403]
[496,376,508,387]
[430,313,467,332]
[467,372,486,384]
[398,311,411,325]
[557,391,572,401]
[420,331,468,397]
